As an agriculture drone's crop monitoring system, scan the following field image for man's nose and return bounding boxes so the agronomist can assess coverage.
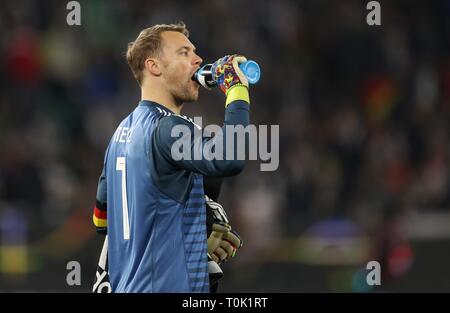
[193,54,203,66]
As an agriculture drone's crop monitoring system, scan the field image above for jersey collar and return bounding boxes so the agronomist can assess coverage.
[138,100,175,115]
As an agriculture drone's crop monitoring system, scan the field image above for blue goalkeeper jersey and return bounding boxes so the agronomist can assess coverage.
[95,99,249,293]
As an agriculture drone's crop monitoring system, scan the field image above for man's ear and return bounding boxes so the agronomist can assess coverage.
[144,57,162,77]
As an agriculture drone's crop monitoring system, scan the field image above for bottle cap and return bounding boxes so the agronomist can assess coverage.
[240,60,261,85]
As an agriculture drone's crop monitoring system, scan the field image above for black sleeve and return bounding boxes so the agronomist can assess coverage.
[204,176,223,238]
[203,176,223,202]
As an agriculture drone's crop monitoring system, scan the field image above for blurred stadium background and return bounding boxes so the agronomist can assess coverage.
[0,0,449,292]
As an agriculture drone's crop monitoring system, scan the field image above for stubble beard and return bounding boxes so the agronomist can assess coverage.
[171,80,198,105]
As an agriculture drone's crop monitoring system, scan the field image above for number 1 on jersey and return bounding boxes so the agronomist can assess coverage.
[116,157,130,240]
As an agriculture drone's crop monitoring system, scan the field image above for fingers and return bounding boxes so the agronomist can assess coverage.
[221,230,242,258]
[213,246,228,263]
[219,239,236,257]
[231,55,249,87]
[214,238,239,263]
[207,225,231,255]
[233,55,247,65]
[223,230,242,250]
[212,229,243,262]
[207,236,222,255]
[212,223,231,234]
[211,253,220,263]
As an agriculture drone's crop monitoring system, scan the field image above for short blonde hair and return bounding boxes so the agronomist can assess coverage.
[126,22,189,85]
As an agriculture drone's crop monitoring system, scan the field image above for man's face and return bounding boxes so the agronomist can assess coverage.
[159,31,203,105]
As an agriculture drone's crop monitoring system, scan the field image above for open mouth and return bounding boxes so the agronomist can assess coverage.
[190,67,200,80]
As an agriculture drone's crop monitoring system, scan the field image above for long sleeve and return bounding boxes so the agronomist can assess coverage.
[152,100,250,177]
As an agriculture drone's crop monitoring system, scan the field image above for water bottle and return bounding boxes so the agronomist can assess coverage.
[192,60,261,89]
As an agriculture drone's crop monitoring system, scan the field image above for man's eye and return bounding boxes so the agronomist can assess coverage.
[181,51,188,56]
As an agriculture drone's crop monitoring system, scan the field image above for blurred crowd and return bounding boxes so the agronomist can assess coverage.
[0,0,449,290]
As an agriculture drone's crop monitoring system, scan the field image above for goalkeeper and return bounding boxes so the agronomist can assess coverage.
[92,22,251,292]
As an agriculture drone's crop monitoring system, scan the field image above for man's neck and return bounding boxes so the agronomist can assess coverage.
[141,88,183,115]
